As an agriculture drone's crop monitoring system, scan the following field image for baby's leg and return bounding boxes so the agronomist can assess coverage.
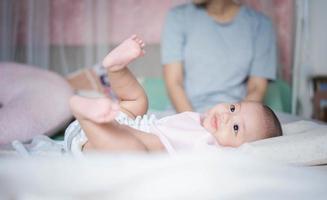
[80,120,165,152]
[70,95,164,152]
[102,35,148,118]
[79,120,148,152]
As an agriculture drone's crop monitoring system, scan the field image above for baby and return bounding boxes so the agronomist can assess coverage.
[67,35,282,155]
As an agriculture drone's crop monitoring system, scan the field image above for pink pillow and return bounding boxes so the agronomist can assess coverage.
[0,62,73,144]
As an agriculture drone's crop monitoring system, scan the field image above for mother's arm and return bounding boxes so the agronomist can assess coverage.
[245,76,268,102]
[163,62,193,112]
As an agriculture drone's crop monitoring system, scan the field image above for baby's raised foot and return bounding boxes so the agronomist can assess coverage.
[102,35,145,71]
[70,96,120,124]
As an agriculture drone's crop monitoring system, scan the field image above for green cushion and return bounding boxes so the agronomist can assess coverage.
[142,78,171,111]
[264,79,292,113]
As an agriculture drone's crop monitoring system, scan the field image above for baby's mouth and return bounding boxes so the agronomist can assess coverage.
[200,114,204,124]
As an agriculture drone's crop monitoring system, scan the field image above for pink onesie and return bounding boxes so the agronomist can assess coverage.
[148,112,219,154]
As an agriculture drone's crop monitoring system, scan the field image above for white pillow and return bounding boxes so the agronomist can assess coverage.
[240,120,327,165]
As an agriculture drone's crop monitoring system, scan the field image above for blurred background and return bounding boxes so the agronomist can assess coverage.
[1,0,327,120]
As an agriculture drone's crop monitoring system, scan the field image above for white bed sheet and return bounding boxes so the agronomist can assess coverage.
[0,150,327,200]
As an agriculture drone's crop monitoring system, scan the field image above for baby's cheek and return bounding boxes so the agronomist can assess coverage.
[233,139,244,147]
[215,128,233,146]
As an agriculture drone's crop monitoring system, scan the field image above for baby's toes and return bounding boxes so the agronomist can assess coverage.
[132,36,141,44]
[137,39,144,46]
[136,38,143,44]
[130,34,137,40]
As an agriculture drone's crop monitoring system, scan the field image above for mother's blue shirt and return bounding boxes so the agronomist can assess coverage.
[161,3,277,112]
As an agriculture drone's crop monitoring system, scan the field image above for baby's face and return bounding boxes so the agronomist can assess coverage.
[201,101,267,147]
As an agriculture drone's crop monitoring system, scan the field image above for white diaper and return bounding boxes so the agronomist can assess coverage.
[115,112,157,132]
[64,112,157,156]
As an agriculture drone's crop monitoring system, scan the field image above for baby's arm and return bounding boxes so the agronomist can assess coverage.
[102,35,147,118]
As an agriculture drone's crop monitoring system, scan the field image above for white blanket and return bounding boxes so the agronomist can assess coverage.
[0,150,327,200]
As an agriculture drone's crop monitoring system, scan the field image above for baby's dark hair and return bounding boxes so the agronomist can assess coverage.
[262,105,283,138]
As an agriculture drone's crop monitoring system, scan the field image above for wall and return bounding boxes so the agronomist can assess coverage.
[309,0,327,75]
[11,0,294,79]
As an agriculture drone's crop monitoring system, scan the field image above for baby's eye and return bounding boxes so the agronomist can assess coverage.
[233,124,239,135]
[230,104,235,112]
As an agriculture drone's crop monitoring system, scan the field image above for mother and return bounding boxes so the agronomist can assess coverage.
[161,0,277,113]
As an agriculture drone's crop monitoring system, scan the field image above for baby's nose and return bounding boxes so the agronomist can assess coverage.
[220,113,230,124]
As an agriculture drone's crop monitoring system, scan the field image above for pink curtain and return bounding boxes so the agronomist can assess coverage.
[242,0,294,83]
[50,0,184,45]
[3,0,294,81]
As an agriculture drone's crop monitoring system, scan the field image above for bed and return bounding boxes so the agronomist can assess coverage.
[0,149,327,200]
[1,67,327,199]
[0,112,327,199]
